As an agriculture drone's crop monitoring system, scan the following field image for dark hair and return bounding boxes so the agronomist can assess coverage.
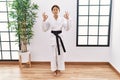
[51,5,60,11]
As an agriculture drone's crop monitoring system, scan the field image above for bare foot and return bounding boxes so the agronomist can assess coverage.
[57,70,60,73]
[57,70,61,76]
[53,70,57,76]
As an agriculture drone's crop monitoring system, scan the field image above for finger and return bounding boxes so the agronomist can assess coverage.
[66,13,69,17]
[64,11,66,14]
[46,15,48,18]
[43,12,45,15]
[64,13,66,17]
[42,12,45,17]
[64,15,66,18]
[67,13,69,16]
[65,12,69,17]
[66,11,69,15]
[65,11,68,14]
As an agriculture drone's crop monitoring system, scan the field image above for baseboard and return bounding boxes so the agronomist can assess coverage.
[0,61,109,65]
[65,62,109,65]
[0,61,18,65]
[108,62,120,76]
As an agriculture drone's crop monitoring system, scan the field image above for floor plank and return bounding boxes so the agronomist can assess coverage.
[0,62,120,80]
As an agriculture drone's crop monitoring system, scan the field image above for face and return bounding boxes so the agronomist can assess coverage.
[52,7,59,15]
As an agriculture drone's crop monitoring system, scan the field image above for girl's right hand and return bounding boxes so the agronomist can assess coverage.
[42,12,48,22]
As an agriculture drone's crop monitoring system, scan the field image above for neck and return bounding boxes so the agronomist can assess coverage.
[54,15,58,20]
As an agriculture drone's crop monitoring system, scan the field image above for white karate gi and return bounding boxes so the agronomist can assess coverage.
[42,16,71,71]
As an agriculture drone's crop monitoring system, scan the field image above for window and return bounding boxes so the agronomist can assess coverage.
[0,0,19,60]
[77,0,112,46]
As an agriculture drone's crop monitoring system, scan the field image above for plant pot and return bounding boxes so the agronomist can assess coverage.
[18,51,31,68]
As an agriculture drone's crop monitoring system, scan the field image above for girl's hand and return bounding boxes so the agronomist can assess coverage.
[64,11,69,20]
[42,12,48,21]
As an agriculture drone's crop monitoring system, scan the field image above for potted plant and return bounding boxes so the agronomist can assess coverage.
[8,0,38,67]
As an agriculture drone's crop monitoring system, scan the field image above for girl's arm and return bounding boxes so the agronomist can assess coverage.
[62,11,71,31]
[62,19,71,31]
[42,20,50,32]
[42,12,50,32]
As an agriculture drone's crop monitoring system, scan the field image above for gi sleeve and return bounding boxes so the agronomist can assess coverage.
[42,20,50,32]
[62,18,72,31]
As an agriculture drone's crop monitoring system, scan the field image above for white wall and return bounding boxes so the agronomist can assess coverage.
[29,0,110,62]
[110,0,120,73]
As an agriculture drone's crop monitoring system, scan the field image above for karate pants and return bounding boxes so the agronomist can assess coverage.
[50,45,65,72]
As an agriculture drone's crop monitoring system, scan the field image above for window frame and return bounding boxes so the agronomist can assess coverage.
[76,0,112,47]
[0,0,19,61]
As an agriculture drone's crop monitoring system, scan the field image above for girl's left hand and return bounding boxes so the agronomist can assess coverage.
[64,11,69,20]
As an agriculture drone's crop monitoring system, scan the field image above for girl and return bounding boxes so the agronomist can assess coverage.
[42,5,71,75]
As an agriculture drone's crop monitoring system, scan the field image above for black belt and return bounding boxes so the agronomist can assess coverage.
[51,30,66,55]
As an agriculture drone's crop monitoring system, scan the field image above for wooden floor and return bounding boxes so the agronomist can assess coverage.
[0,62,120,80]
